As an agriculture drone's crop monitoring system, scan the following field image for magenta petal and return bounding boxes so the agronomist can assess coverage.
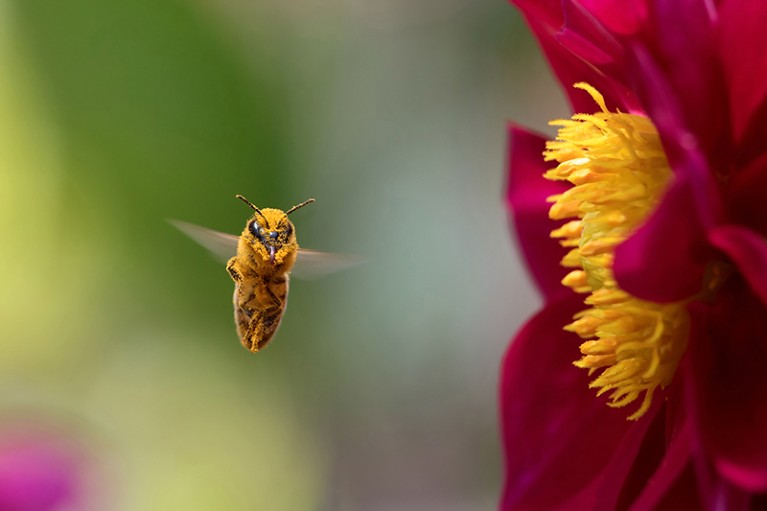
[719,1,767,142]
[509,0,564,29]
[556,27,614,67]
[687,285,767,492]
[709,225,767,308]
[627,43,722,227]
[640,1,729,164]
[635,463,703,511]
[578,0,648,35]
[536,24,631,114]
[558,0,624,65]
[592,397,664,510]
[513,0,642,113]
[517,11,640,114]
[611,44,722,303]
[687,452,752,511]
[612,175,711,303]
[726,152,767,234]
[500,295,635,510]
[628,413,694,511]
[506,125,570,303]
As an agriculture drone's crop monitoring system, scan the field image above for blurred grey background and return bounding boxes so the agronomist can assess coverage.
[0,0,567,509]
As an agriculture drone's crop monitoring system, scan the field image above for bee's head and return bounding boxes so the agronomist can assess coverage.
[236,195,314,265]
[246,209,296,265]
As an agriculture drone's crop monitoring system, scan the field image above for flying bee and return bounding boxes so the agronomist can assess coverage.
[171,195,356,353]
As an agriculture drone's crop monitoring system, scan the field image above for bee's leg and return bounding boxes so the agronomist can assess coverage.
[244,285,284,352]
[244,310,268,352]
[265,278,285,308]
[234,299,254,350]
[226,257,242,283]
[261,279,286,334]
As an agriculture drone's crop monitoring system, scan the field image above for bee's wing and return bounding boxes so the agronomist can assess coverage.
[169,219,239,262]
[292,249,362,280]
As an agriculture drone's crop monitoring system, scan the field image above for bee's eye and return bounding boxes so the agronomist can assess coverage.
[284,224,293,238]
[249,221,264,240]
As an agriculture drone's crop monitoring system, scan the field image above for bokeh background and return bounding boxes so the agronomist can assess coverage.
[0,0,568,509]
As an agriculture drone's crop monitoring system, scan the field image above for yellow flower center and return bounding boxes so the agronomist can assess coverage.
[544,83,689,420]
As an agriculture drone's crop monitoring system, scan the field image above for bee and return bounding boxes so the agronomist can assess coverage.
[172,195,355,353]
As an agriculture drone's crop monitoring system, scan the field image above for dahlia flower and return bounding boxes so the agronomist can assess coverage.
[502,1,767,509]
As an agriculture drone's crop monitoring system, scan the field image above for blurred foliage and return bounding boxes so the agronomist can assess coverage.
[0,0,566,509]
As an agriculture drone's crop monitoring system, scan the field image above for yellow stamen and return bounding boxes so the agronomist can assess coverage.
[545,83,689,420]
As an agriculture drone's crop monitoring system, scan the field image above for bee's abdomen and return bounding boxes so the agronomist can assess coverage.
[232,274,290,352]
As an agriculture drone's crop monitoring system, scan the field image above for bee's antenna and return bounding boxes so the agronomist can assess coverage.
[286,198,316,215]
[235,194,268,224]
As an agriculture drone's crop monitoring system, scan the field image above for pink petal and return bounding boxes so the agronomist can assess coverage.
[709,225,767,308]
[612,44,721,303]
[626,43,722,227]
[578,0,648,35]
[634,463,703,511]
[719,1,767,143]
[686,283,767,492]
[612,174,713,303]
[726,152,767,237]
[558,0,624,66]
[641,0,729,164]
[509,0,564,28]
[593,398,666,510]
[505,125,570,303]
[628,411,696,511]
[730,85,767,177]
[538,22,636,114]
[687,454,752,511]
[500,296,637,510]
[513,2,641,114]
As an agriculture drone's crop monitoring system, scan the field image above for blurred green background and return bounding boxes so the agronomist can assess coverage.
[0,0,567,509]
